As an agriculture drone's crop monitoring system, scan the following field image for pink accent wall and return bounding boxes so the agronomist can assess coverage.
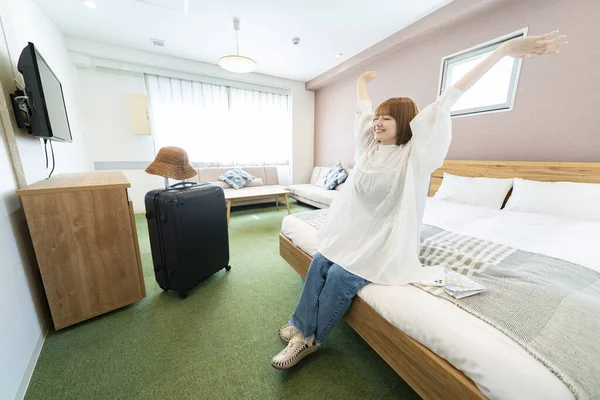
[313,0,600,169]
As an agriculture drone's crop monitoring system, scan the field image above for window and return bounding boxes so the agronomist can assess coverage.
[144,74,291,170]
[438,28,527,117]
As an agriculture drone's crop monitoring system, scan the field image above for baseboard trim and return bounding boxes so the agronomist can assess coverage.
[14,317,50,400]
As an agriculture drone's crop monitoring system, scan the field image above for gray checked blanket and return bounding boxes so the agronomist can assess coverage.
[293,210,600,400]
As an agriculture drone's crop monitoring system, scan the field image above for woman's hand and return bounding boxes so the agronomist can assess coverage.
[502,31,567,59]
[359,71,377,83]
[357,71,376,101]
[453,30,567,93]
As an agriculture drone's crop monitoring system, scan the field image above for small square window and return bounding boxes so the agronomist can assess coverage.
[439,28,528,117]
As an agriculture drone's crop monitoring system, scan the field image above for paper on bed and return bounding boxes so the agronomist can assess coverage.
[444,270,487,299]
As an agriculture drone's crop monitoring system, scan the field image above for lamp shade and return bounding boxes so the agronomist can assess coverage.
[218,55,257,73]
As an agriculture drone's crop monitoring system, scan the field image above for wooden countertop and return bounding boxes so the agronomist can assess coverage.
[17,171,131,196]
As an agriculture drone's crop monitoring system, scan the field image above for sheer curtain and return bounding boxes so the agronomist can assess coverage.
[144,74,291,170]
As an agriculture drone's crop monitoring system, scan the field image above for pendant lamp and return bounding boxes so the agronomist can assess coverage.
[218,18,257,73]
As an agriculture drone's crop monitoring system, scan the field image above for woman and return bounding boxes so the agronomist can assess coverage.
[272,31,567,370]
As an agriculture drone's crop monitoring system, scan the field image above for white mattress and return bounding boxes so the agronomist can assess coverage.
[281,198,600,400]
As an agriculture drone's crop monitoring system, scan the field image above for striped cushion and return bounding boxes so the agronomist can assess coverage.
[219,168,255,189]
[323,163,348,190]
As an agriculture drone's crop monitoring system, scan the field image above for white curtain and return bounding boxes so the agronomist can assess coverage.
[144,74,290,168]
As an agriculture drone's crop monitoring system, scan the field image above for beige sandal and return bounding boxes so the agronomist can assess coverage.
[271,334,319,370]
[278,324,301,343]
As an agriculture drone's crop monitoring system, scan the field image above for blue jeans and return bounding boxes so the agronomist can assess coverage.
[289,252,370,345]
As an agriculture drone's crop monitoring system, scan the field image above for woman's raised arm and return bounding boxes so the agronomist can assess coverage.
[453,31,567,93]
[357,71,376,102]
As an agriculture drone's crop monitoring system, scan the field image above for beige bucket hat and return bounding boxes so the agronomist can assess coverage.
[145,146,197,180]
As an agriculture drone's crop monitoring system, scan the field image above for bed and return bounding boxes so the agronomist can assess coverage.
[278,160,600,400]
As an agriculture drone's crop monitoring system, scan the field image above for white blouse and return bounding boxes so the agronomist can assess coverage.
[317,86,464,285]
[370,144,399,169]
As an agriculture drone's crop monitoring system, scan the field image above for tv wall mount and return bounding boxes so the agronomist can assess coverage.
[11,89,32,131]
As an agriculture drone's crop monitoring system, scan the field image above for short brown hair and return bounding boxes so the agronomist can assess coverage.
[374,98,419,145]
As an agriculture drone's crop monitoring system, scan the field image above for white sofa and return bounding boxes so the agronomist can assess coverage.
[189,166,281,207]
[287,166,350,209]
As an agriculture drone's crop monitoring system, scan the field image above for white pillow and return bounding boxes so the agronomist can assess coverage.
[504,178,600,221]
[433,173,513,209]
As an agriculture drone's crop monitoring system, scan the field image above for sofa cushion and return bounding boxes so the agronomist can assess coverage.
[245,178,264,187]
[333,169,352,191]
[287,184,313,196]
[219,168,254,189]
[292,184,339,206]
[239,167,264,182]
[187,174,201,184]
[236,168,255,182]
[209,181,230,189]
[264,167,279,186]
[323,162,348,190]
[315,169,328,188]
[310,167,330,186]
[309,168,320,185]
[199,168,226,182]
[219,173,246,190]
[197,166,279,186]
[334,182,346,191]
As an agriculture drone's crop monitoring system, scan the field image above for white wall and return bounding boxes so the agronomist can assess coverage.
[78,68,154,162]
[1,0,92,185]
[0,129,48,400]
[69,37,315,211]
[0,1,92,399]
[76,67,162,211]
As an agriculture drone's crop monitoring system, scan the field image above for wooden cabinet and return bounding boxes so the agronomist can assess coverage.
[17,171,146,330]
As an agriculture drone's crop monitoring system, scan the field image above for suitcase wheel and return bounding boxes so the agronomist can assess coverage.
[225,265,231,272]
[177,291,187,299]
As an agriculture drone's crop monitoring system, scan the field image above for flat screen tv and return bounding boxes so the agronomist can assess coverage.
[13,42,72,142]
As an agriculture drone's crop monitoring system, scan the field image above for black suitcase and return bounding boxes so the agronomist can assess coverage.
[145,182,231,298]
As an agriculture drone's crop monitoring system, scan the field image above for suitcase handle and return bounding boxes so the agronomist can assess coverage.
[169,181,197,189]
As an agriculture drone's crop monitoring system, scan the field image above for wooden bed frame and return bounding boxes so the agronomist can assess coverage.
[279,160,600,400]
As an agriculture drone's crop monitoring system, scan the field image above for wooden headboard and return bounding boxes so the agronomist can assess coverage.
[429,160,600,197]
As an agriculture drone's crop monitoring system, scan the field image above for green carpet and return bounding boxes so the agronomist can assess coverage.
[24,200,420,400]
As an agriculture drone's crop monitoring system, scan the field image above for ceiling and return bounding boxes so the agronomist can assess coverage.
[34,0,453,82]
